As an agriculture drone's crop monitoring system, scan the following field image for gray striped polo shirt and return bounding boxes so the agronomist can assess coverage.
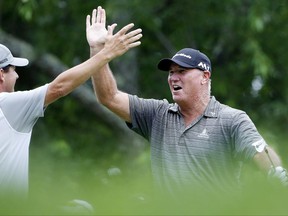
[127,95,262,192]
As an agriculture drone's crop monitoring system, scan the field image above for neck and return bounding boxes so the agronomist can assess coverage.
[179,93,210,126]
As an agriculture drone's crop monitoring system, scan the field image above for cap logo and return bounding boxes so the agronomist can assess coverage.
[198,62,210,71]
[0,58,8,64]
[172,53,191,59]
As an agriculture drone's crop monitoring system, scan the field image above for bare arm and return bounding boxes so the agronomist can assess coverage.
[92,65,130,122]
[253,146,282,172]
[44,21,142,107]
[253,144,288,186]
[44,55,108,107]
[86,6,142,122]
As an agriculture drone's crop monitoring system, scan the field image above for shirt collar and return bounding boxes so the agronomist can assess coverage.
[168,96,220,118]
[203,96,220,118]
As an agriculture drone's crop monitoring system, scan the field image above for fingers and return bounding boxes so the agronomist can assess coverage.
[117,23,136,35]
[96,6,106,25]
[118,25,142,46]
[129,36,142,48]
[129,41,142,49]
[103,23,142,60]
[92,8,96,24]
[86,9,96,28]
[96,6,101,23]
[86,15,91,29]
[126,28,142,41]
[123,28,142,48]
[86,6,106,27]
[113,23,142,39]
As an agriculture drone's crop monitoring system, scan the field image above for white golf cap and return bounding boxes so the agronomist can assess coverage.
[0,44,29,68]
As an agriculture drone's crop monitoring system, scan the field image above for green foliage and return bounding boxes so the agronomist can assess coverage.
[1,0,288,213]
[2,162,288,215]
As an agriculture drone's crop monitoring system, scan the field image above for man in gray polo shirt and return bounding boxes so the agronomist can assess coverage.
[87,6,287,193]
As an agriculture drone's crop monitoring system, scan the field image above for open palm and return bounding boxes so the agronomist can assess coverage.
[86,7,107,49]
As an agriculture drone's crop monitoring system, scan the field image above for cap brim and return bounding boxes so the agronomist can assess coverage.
[157,58,195,71]
[11,57,29,67]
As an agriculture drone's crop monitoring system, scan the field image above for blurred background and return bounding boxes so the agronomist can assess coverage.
[1,0,288,214]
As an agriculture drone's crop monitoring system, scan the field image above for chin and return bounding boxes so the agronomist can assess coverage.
[173,94,187,104]
[172,96,181,103]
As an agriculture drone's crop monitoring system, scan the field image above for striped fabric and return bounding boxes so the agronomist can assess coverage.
[128,95,262,193]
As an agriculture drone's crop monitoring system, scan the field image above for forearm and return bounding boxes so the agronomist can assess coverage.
[91,64,118,105]
[254,146,288,186]
[253,146,282,172]
[45,52,109,106]
[91,65,130,122]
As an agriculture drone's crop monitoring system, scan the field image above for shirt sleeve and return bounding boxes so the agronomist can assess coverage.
[126,94,167,140]
[231,111,260,162]
[0,84,49,133]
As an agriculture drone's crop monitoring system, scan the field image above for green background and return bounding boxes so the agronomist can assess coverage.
[1,0,288,214]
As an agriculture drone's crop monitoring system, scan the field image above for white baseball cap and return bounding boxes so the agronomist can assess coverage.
[0,44,29,68]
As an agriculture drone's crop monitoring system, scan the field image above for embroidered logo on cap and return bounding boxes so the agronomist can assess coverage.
[0,58,8,64]
[198,62,210,71]
[173,53,191,59]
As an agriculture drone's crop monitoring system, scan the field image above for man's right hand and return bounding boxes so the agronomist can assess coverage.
[86,6,108,55]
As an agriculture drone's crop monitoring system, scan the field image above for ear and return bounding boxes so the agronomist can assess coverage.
[203,71,211,79]
[0,69,5,82]
[201,71,211,84]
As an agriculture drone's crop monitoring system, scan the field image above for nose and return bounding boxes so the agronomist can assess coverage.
[169,73,180,81]
[14,71,19,79]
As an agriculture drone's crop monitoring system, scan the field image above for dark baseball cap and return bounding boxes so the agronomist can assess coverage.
[0,44,29,68]
[157,48,211,72]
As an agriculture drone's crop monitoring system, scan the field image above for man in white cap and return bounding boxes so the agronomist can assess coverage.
[0,21,142,199]
[87,6,287,194]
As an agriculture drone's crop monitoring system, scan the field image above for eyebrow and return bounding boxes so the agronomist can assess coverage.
[168,67,187,72]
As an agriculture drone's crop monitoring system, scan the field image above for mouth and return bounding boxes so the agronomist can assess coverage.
[173,85,182,91]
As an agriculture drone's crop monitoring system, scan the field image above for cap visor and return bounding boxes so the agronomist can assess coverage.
[11,57,29,67]
[157,58,195,71]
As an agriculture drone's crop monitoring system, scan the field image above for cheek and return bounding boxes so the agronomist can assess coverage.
[167,76,172,85]
[5,75,15,84]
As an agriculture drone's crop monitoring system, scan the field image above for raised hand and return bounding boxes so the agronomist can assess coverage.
[86,6,108,51]
[101,23,142,60]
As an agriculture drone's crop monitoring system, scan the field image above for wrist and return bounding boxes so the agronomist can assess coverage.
[92,48,112,66]
[90,44,104,56]
[268,166,288,187]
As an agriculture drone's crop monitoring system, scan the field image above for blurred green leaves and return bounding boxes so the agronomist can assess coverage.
[1,1,288,213]
[18,0,37,21]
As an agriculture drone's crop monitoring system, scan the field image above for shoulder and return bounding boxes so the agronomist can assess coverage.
[0,85,48,108]
[128,94,171,108]
[211,97,251,123]
[218,104,255,131]
[220,104,246,116]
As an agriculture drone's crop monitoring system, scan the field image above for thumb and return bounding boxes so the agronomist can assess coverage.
[107,23,117,36]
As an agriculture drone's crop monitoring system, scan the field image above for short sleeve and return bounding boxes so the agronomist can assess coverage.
[127,95,167,140]
[0,84,49,132]
[231,111,259,161]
